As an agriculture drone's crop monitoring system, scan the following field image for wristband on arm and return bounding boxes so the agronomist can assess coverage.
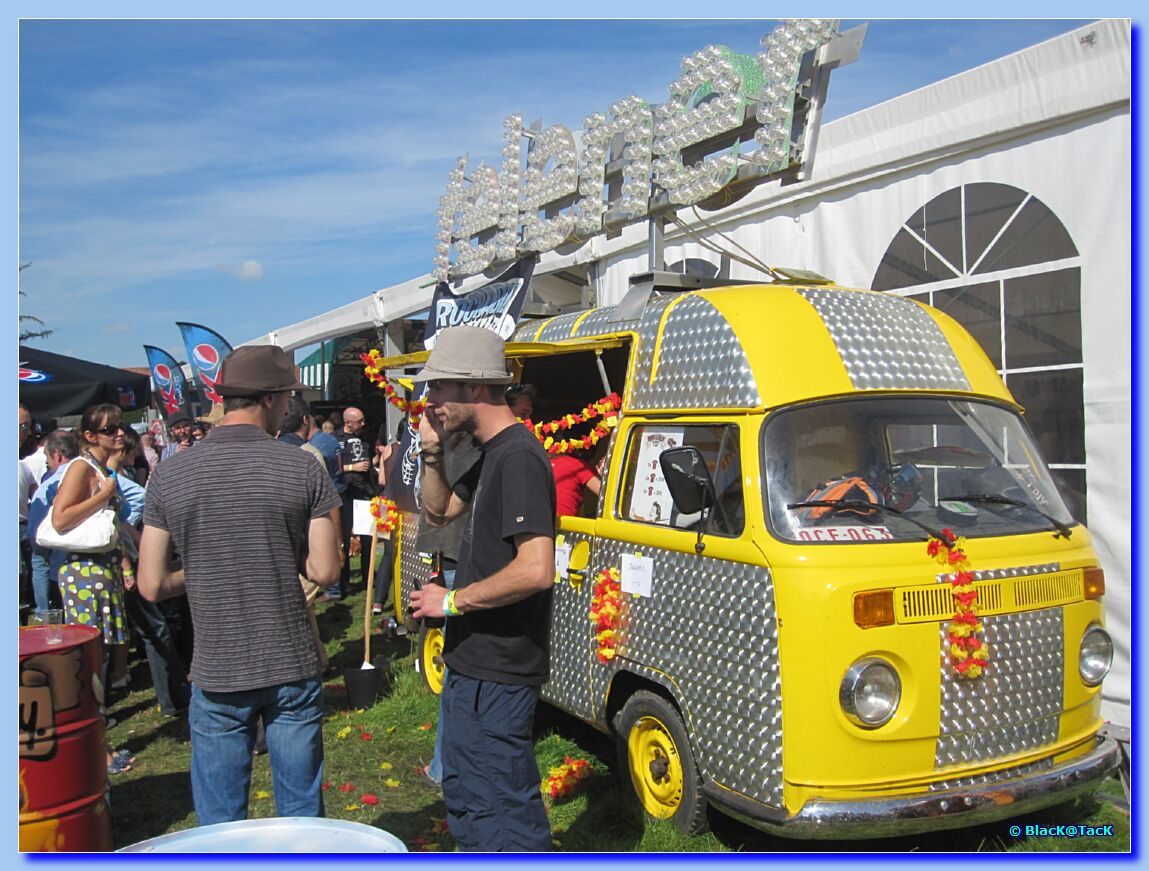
[444,589,462,617]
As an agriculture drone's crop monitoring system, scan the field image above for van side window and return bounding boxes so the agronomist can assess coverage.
[620,424,744,536]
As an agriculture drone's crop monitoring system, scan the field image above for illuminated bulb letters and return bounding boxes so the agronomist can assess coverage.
[652,45,745,205]
[520,124,579,253]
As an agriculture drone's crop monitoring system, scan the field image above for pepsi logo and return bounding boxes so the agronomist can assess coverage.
[194,344,220,374]
[18,363,51,384]
[153,363,173,387]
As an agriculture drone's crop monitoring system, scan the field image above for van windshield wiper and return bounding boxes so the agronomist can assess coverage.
[940,494,1074,539]
[786,500,952,543]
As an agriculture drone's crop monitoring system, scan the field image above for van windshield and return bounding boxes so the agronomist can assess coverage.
[762,397,1075,544]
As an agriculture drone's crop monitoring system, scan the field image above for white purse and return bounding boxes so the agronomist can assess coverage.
[36,504,119,553]
[35,457,120,553]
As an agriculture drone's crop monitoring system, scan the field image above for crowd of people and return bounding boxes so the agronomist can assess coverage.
[18,327,604,851]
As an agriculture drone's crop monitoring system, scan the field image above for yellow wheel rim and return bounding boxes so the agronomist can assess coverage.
[421,626,445,695]
[627,714,684,818]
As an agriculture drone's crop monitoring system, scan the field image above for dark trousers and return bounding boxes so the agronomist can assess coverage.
[158,594,194,677]
[124,589,191,716]
[372,538,394,607]
[339,495,371,599]
[18,521,33,625]
[441,671,551,851]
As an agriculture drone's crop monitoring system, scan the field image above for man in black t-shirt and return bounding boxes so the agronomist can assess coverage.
[333,406,376,600]
[410,326,555,852]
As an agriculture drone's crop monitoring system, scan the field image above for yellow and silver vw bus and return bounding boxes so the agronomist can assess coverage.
[385,271,1118,837]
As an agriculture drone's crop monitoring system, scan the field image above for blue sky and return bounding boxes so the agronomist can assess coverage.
[18,18,1096,368]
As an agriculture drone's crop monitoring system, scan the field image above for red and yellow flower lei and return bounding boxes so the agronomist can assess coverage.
[361,350,427,426]
[928,529,989,679]
[589,567,623,664]
[542,755,592,800]
[521,393,621,456]
[363,348,620,449]
[369,496,400,535]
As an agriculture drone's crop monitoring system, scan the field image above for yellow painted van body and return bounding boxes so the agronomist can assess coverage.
[385,276,1118,837]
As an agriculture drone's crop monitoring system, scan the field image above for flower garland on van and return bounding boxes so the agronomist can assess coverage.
[369,496,400,534]
[928,529,989,679]
[589,567,623,664]
[521,393,622,456]
[362,349,620,449]
[360,350,427,426]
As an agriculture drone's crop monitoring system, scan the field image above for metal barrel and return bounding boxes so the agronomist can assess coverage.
[119,817,409,852]
[20,625,112,852]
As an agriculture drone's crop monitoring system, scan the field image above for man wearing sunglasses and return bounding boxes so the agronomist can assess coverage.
[160,415,195,461]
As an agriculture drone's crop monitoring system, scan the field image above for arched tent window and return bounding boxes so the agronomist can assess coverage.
[871,182,1086,522]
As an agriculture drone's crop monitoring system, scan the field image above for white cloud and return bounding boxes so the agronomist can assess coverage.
[234,260,265,281]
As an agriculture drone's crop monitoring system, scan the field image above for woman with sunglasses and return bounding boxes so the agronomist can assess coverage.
[50,403,135,773]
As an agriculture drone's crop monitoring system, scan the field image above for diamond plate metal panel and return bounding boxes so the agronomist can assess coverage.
[935,607,1064,770]
[511,318,549,342]
[574,306,635,338]
[586,537,784,808]
[625,294,674,408]
[929,756,1054,792]
[939,563,1060,583]
[540,530,595,719]
[536,311,586,343]
[628,295,762,411]
[798,288,971,391]
[397,511,432,608]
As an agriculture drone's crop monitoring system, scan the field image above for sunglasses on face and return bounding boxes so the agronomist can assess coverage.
[95,424,125,436]
[20,422,31,431]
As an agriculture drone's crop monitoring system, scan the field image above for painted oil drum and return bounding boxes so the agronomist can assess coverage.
[20,625,112,852]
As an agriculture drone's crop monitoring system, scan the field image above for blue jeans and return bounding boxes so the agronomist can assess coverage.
[30,550,57,615]
[190,677,326,825]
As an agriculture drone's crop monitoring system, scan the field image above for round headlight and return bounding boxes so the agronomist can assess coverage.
[839,658,901,728]
[1079,625,1113,686]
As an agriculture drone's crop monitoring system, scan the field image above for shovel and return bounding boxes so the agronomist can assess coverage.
[344,531,386,709]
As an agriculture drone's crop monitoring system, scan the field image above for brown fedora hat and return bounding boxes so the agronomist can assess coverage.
[216,345,308,397]
[410,326,512,384]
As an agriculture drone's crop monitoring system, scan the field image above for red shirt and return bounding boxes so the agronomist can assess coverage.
[551,454,598,517]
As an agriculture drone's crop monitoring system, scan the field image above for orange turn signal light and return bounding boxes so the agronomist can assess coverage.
[1083,567,1105,600]
[854,590,895,629]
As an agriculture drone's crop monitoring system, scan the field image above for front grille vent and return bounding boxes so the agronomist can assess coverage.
[898,569,1081,624]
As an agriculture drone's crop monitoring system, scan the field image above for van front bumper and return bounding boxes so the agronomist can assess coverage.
[705,736,1120,840]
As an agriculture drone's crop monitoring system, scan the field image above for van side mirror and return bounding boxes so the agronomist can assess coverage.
[659,446,716,516]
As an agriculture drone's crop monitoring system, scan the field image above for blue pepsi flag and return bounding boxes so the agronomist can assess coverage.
[385,257,535,512]
[176,323,233,406]
[143,345,196,423]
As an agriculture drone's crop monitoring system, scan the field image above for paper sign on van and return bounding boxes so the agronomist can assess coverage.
[621,553,654,597]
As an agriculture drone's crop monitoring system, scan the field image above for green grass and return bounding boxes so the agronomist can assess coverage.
[105,566,1130,852]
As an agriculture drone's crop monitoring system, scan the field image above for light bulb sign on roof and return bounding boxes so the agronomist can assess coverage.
[433,18,864,282]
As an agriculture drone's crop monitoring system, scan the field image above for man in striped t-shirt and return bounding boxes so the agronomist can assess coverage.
[139,345,342,826]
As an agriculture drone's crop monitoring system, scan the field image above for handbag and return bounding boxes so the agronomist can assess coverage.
[35,457,120,553]
[36,504,119,553]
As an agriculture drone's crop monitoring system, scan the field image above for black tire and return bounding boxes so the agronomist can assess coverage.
[417,622,446,695]
[614,689,708,834]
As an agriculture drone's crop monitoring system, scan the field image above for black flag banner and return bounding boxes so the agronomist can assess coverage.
[385,257,536,512]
